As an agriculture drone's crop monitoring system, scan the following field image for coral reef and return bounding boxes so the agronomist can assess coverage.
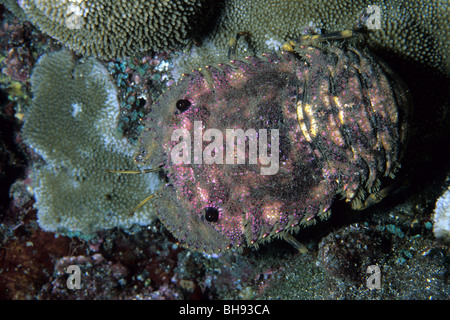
[106,51,176,143]
[174,0,449,77]
[434,187,450,243]
[2,0,26,20]
[8,0,448,77]
[317,225,386,283]
[14,0,218,59]
[136,45,410,253]
[0,206,86,299]
[259,224,449,299]
[0,20,34,82]
[1,0,449,301]
[41,254,131,299]
[21,49,161,235]
[0,205,184,300]
[3,177,448,300]
[0,5,59,113]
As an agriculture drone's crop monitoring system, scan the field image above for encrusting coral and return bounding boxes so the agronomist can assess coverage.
[14,0,216,59]
[171,0,449,78]
[7,0,448,77]
[21,49,161,235]
[3,0,27,19]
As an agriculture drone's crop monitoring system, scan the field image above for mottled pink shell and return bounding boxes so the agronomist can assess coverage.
[136,46,409,252]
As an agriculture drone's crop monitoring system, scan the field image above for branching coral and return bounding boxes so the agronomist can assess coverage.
[21,49,161,235]
[15,0,216,59]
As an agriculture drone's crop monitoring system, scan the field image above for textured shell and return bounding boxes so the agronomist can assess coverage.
[136,45,410,253]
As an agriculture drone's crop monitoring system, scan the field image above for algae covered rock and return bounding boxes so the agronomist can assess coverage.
[22,49,161,235]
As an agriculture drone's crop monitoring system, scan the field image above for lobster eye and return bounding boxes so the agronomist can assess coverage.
[204,207,219,222]
[176,99,191,113]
